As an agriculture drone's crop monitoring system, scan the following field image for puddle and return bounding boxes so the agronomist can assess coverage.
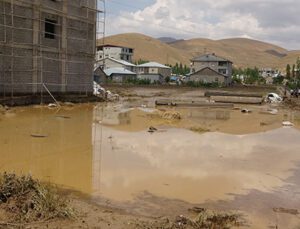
[1,103,300,228]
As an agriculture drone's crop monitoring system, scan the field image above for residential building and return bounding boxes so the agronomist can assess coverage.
[104,68,136,83]
[190,53,232,85]
[136,62,171,83]
[96,44,134,63]
[96,57,136,72]
[259,68,280,78]
[0,0,97,94]
[188,67,231,85]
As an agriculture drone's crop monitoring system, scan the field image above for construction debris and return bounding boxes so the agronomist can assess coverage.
[211,96,263,104]
[205,91,263,98]
[93,82,119,101]
[155,99,234,108]
[0,173,74,223]
[159,110,182,120]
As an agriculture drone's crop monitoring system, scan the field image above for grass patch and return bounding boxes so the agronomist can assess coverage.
[0,173,74,224]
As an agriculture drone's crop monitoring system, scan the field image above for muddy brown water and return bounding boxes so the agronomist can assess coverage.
[1,102,300,228]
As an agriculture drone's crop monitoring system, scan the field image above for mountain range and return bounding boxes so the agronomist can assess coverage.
[100,33,300,70]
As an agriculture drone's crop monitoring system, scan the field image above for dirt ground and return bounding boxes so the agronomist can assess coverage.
[0,193,243,229]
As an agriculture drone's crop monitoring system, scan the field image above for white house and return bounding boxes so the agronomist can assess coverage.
[96,44,134,63]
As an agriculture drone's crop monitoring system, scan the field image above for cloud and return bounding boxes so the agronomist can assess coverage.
[106,0,300,49]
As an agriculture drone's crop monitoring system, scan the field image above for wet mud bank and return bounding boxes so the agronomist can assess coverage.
[0,94,103,107]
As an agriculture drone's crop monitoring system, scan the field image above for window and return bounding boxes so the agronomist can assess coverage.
[218,69,227,75]
[219,61,227,67]
[45,19,56,39]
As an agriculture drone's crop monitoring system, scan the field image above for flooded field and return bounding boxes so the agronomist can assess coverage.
[1,88,300,228]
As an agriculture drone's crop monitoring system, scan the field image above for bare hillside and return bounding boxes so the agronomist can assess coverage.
[100,34,300,69]
[171,38,289,68]
[99,33,190,66]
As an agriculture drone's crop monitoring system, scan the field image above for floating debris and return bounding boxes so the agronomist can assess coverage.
[48,103,58,108]
[241,108,252,113]
[159,110,181,120]
[30,134,48,138]
[56,115,71,119]
[148,126,158,133]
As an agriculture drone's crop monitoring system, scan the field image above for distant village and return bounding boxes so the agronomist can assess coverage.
[94,44,300,89]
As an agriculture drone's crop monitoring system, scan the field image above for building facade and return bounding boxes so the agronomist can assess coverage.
[189,67,231,85]
[104,68,136,83]
[136,62,171,83]
[0,0,97,95]
[190,54,233,83]
[96,45,134,63]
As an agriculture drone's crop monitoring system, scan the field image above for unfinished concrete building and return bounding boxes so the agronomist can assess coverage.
[0,0,98,97]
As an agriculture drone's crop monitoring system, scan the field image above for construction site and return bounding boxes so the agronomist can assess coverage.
[0,0,105,105]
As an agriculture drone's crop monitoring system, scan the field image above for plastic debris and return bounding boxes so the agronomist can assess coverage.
[241,108,252,113]
[48,103,58,108]
[93,81,119,101]
[148,126,158,133]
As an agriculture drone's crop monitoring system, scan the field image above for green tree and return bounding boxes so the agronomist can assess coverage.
[296,57,300,78]
[165,76,170,83]
[286,64,291,78]
[292,64,295,78]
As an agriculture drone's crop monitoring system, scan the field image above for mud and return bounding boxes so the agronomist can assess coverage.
[1,87,300,228]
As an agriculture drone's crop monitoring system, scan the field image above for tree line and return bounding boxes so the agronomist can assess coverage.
[286,57,300,79]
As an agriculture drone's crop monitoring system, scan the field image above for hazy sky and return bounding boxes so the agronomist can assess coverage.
[105,0,300,50]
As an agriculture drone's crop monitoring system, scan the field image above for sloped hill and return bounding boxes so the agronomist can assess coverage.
[99,33,300,69]
[170,38,289,68]
[99,33,190,66]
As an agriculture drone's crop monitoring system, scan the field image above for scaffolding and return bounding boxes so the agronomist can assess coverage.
[0,0,105,103]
